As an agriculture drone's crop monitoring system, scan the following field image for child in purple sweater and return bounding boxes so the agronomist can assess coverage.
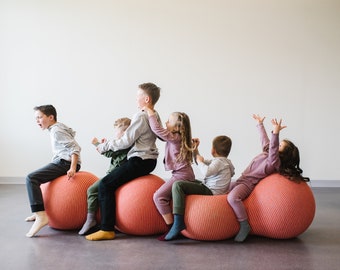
[144,108,196,240]
[228,114,309,242]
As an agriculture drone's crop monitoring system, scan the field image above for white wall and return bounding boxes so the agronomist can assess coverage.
[1,0,339,184]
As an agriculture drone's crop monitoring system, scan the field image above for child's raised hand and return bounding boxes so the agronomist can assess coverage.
[252,114,265,124]
[271,118,287,134]
[91,137,99,146]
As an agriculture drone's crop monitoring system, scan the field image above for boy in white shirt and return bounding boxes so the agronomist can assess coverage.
[165,135,235,241]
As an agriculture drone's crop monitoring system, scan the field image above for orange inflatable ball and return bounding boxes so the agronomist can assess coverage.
[182,174,315,241]
[41,171,99,230]
[246,173,315,239]
[181,194,239,241]
[115,174,168,235]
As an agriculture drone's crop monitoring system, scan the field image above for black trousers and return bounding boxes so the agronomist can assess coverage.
[98,157,157,231]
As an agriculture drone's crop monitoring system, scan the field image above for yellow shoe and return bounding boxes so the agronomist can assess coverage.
[85,230,115,241]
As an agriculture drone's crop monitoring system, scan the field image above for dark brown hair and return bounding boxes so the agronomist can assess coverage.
[34,105,57,121]
[279,139,309,182]
[213,135,232,157]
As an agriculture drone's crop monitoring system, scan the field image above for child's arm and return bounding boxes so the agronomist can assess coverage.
[267,118,286,167]
[253,114,270,151]
[67,153,79,179]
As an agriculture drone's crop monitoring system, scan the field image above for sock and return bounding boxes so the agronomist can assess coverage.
[157,224,172,241]
[85,230,115,241]
[234,220,251,242]
[25,213,36,222]
[78,212,97,235]
[165,214,186,241]
[26,211,49,237]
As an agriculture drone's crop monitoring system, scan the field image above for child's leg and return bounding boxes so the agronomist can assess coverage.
[79,180,100,235]
[25,162,69,237]
[165,181,213,240]
[227,183,252,242]
[153,179,176,225]
[26,211,49,237]
[25,214,36,222]
[153,169,195,225]
[86,157,157,241]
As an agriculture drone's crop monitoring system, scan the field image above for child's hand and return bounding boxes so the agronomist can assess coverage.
[192,138,200,149]
[91,137,99,146]
[67,168,76,179]
[271,118,287,134]
[196,154,204,163]
[142,105,155,115]
[252,114,265,124]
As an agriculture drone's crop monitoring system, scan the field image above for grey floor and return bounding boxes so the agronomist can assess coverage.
[0,184,339,270]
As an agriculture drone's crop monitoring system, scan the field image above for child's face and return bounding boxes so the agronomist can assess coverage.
[165,113,178,132]
[279,140,287,153]
[35,110,55,130]
[136,88,150,110]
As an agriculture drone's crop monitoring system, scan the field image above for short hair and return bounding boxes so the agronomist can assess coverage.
[114,117,131,131]
[212,135,232,157]
[33,105,57,121]
[139,82,161,105]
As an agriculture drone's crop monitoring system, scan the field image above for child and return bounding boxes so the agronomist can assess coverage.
[85,82,161,241]
[78,117,131,235]
[25,105,81,237]
[165,135,235,241]
[227,114,309,242]
[144,108,196,240]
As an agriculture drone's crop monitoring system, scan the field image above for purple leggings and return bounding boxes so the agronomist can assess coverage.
[227,182,254,222]
[153,167,195,215]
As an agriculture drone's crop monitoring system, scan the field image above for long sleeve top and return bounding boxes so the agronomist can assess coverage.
[48,122,81,165]
[198,157,235,195]
[235,123,280,188]
[96,111,159,160]
[148,114,192,171]
[102,148,131,174]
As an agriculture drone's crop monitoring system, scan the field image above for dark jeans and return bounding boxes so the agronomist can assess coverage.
[26,160,81,212]
[98,157,157,231]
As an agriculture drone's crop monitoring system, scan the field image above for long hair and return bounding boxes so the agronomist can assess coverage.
[279,139,309,182]
[172,112,195,164]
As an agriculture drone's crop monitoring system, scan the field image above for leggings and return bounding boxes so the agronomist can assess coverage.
[227,182,253,222]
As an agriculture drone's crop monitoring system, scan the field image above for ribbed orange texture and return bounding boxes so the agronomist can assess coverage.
[115,174,168,235]
[182,174,315,241]
[41,171,99,230]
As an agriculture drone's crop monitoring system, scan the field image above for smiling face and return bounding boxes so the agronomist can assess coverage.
[35,110,55,130]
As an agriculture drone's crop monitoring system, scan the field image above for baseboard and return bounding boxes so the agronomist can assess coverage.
[0,177,25,184]
[0,177,340,187]
[309,180,340,188]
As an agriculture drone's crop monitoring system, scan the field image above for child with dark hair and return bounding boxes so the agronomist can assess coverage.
[227,114,309,242]
[165,135,235,241]
[25,105,81,237]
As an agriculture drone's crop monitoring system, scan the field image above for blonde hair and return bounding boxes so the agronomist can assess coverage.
[114,117,131,131]
[172,112,195,164]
